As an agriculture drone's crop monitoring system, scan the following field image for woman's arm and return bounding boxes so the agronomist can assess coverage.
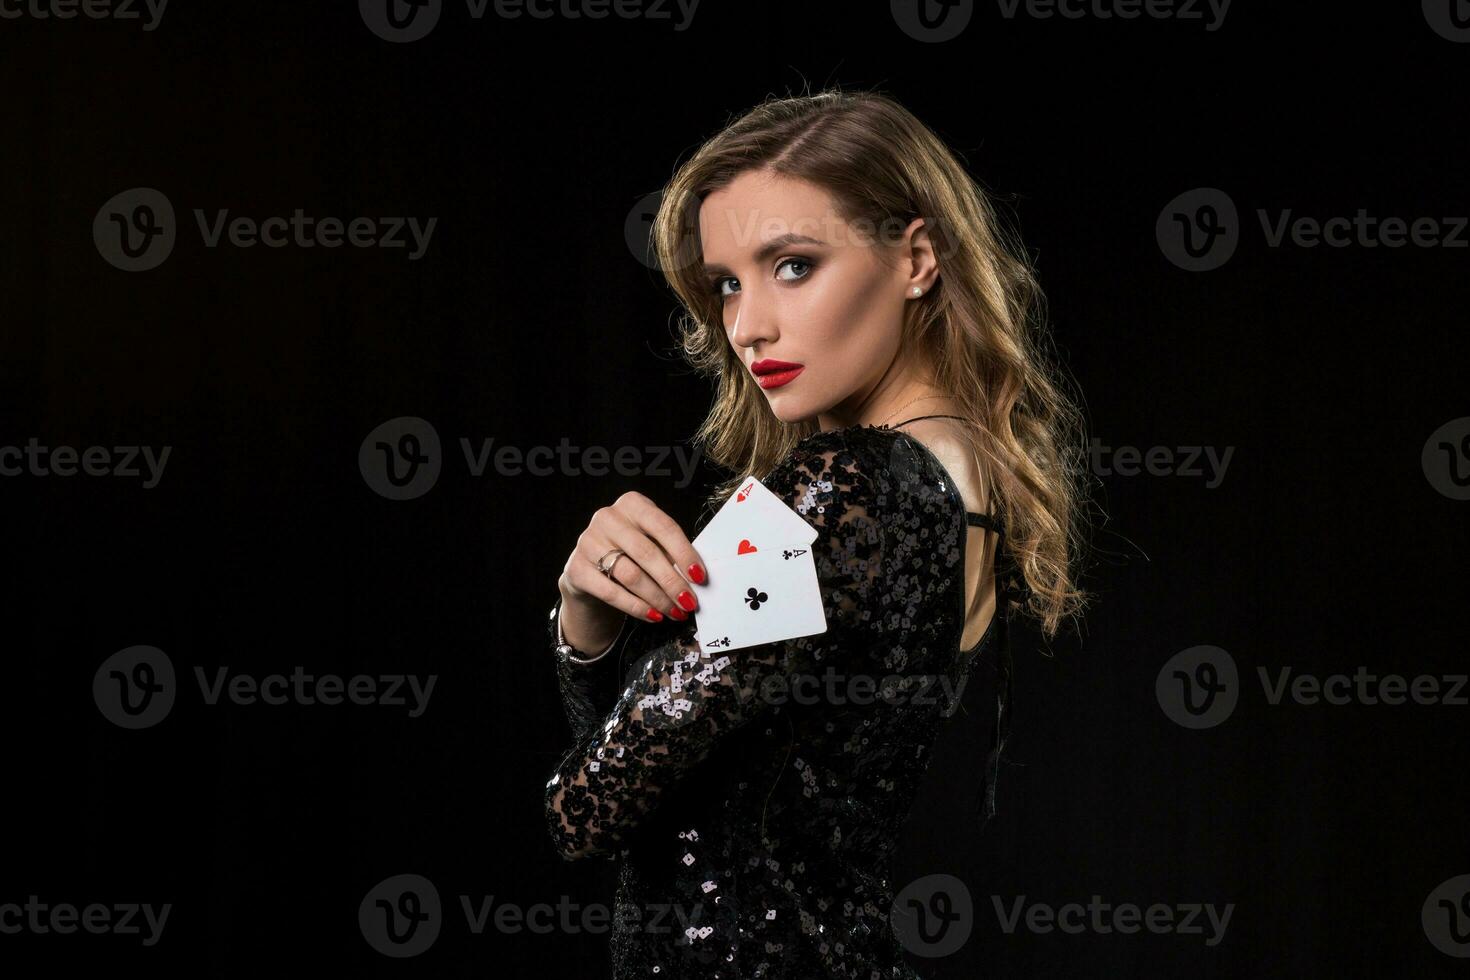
[543,437,884,860]
[546,597,635,744]
[547,597,694,743]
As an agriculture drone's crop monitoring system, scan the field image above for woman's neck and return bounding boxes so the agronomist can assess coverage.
[820,384,959,432]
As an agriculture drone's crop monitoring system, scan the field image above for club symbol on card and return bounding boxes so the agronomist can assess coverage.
[705,636,732,648]
[737,539,758,555]
[744,587,769,611]
[780,548,808,560]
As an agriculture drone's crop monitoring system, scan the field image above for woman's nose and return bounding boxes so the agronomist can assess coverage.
[729,291,777,350]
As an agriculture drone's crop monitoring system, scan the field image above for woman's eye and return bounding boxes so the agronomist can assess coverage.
[713,258,811,297]
[776,258,812,281]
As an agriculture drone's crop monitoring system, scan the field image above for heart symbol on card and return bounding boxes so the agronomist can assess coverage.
[737,539,758,555]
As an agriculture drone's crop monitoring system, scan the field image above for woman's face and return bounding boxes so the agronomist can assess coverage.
[697,169,937,427]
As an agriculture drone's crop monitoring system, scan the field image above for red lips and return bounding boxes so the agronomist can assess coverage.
[750,358,803,376]
[751,359,805,389]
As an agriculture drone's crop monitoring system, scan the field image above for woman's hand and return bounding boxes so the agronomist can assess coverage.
[558,491,708,651]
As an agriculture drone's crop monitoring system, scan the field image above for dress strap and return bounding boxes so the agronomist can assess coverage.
[966,511,1004,534]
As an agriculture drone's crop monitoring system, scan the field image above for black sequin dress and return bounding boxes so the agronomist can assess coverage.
[544,417,1026,979]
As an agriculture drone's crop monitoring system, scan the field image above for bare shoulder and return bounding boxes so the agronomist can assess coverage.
[895,417,991,516]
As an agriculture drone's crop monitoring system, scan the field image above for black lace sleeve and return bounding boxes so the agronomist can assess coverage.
[546,598,636,743]
[543,436,884,861]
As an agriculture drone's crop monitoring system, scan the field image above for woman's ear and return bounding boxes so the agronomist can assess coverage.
[900,216,939,295]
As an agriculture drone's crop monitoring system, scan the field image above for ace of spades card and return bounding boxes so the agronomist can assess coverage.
[689,475,827,653]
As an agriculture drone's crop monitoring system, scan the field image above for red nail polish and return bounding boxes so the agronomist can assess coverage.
[667,606,687,621]
[677,591,697,612]
[646,608,664,622]
[688,563,706,585]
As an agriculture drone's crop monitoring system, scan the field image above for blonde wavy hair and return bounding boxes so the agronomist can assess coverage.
[650,87,1088,638]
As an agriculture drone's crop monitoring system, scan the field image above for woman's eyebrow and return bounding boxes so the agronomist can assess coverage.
[703,232,828,276]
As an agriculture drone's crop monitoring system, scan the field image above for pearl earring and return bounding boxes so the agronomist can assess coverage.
[910,286,923,297]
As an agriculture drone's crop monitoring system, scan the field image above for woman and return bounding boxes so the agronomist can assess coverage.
[543,89,1087,978]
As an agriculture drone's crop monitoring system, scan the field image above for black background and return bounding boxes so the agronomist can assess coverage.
[3,0,1468,976]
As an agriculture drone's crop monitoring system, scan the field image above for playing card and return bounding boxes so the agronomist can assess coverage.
[691,545,827,653]
[692,474,816,562]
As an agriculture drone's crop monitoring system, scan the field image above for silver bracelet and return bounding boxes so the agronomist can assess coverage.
[552,599,626,664]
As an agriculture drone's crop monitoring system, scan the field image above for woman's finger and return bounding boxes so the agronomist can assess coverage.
[569,541,668,623]
[612,492,704,612]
